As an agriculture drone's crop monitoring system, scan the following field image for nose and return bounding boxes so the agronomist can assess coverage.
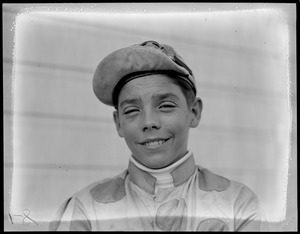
[140,109,161,132]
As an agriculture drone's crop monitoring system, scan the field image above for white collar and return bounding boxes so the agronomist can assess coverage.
[130,151,192,188]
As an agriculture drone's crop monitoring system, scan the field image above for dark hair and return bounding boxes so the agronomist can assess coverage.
[171,78,196,109]
[113,73,196,110]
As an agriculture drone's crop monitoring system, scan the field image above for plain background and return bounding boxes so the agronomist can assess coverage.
[3,3,297,231]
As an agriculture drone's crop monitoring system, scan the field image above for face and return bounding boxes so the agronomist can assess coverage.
[113,74,202,169]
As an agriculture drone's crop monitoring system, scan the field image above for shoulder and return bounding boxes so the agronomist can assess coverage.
[196,165,231,192]
[230,180,260,205]
[196,165,260,205]
[49,170,129,231]
[74,169,128,204]
[196,166,254,195]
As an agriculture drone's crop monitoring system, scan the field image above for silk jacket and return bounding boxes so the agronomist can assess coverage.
[49,154,268,231]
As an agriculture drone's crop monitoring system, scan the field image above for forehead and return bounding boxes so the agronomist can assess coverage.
[118,74,184,100]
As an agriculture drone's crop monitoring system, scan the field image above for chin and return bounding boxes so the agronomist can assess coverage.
[133,151,174,169]
[144,157,171,169]
[147,163,167,170]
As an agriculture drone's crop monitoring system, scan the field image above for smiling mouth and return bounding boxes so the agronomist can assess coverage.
[140,138,170,147]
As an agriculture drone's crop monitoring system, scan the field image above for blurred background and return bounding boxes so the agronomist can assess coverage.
[3,3,297,231]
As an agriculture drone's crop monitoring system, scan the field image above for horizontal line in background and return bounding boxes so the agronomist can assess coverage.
[51,19,279,60]
[4,109,112,124]
[3,58,285,98]
[198,82,285,98]
[3,58,94,74]
[4,162,124,171]
[3,162,277,174]
[3,6,281,61]
[200,124,275,136]
[4,109,276,136]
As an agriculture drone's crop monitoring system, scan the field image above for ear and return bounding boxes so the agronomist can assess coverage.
[113,110,124,138]
[189,97,203,128]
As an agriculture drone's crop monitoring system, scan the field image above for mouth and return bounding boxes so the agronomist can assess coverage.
[140,137,171,148]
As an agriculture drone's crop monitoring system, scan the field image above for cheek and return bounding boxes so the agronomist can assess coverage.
[163,115,190,136]
[168,110,191,127]
[119,120,138,140]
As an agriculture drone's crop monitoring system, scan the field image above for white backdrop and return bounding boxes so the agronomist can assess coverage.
[3,3,297,231]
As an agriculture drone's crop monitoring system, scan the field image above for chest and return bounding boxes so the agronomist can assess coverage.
[89,174,235,231]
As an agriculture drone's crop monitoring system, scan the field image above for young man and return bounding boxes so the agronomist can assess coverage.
[49,41,268,231]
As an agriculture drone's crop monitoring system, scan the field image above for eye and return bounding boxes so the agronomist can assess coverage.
[123,107,140,115]
[158,102,176,110]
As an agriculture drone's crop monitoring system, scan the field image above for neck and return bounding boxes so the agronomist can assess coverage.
[130,152,192,188]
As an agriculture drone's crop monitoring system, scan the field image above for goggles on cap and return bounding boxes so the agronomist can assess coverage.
[112,40,196,107]
[140,40,194,76]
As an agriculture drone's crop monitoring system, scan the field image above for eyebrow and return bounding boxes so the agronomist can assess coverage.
[119,93,180,108]
[155,93,180,102]
[119,97,140,108]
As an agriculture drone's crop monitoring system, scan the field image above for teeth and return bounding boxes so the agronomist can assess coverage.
[144,140,165,146]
